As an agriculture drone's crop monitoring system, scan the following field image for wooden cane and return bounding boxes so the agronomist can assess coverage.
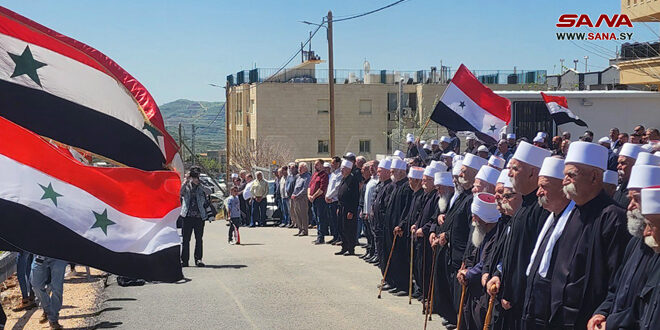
[428,256,436,321]
[408,233,414,304]
[456,284,467,330]
[378,234,398,299]
[422,238,426,306]
[483,284,497,330]
[424,246,438,329]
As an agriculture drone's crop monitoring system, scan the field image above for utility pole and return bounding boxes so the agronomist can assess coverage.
[327,10,335,157]
[573,59,579,71]
[398,77,403,150]
[225,81,230,182]
[584,56,589,72]
[178,123,184,166]
[191,124,196,166]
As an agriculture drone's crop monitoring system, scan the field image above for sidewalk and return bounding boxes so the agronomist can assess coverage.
[1,267,106,329]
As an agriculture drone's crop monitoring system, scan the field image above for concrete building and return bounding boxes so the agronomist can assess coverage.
[547,66,623,90]
[225,60,548,165]
[619,0,660,86]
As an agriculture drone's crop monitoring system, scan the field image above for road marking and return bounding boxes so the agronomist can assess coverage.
[215,273,258,329]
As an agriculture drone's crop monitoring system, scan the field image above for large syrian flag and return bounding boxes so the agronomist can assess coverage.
[0,116,183,282]
[541,92,588,127]
[430,64,511,144]
[0,6,181,172]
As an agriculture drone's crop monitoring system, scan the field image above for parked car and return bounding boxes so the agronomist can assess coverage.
[265,180,281,223]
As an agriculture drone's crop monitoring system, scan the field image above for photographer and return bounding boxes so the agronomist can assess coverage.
[180,166,210,267]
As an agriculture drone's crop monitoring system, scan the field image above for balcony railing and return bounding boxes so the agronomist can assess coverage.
[620,41,660,61]
[227,68,547,86]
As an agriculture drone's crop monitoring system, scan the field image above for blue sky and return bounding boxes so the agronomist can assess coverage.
[4,1,658,103]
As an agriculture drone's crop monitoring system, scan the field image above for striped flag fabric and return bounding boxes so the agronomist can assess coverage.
[541,92,588,127]
[0,6,182,172]
[0,116,183,282]
[430,64,511,144]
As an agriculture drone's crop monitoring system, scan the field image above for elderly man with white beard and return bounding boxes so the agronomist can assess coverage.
[613,143,643,207]
[636,186,660,330]
[538,141,629,329]
[429,153,487,328]
[486,141,551,330]
[587,163,660,330]
[520,157,576,329]
[456,193,501,330]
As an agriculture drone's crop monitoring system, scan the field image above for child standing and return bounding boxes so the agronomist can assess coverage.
[227,186,241,244]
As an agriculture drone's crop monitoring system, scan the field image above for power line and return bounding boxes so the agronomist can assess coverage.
[332,0,410,22]
[262,22,325,83]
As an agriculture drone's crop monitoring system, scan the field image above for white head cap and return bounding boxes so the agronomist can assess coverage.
[391,158,407,171]
[231,173,239,179]
[476,165,501,185]
[604,170,618,185]
[378,158,392,170]
[471,193,500,223]
[637,152,660,166]
[323,162,331,168]
[423,166,437,178]
[420,140,427,145]
[406,135,414,143]
[452,160,463,176]
[435,171,454,187]
[512,141,552,168]
[345,152,356,158]
[431,160,448,172]
[628,165,660,189]
[443,151,456,159]
[393,150,405,160]
[537,132,548,139]
[423,143,431,150]
[440,136,451,143]
[598,137,612,145]
[642,144,654,152]
[533,135,544,143]
[641,187,660,215]
[539,157,565,180]
[477,145,489,153]
[463,153,488,170]
[497,169,513,188]
[507,133,516,139]
[565,141,607,171]
[488,155,506,169]
[620,143,643,160]
[408,166,424,179]
[431,140,439,146]
[341,160,353,169]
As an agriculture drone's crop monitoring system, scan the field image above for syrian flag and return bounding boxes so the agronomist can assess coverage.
[0,116,183,282]
[541,92,587,127]
[430,64,511,144]
[0,7,182,172]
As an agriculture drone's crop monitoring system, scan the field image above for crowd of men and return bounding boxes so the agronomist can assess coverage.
[230,125,660,330]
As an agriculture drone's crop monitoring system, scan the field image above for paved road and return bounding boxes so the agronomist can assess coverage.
[98,222,448,329]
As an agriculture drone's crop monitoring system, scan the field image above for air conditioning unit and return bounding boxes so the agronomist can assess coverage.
[401,107,413,119]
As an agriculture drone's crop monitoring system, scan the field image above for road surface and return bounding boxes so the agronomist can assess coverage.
[98,222,447,329]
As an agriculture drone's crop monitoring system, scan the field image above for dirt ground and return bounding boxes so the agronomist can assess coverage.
[1,267,106,330]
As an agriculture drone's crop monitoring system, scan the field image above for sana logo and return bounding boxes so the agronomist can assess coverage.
[556,14,633,28]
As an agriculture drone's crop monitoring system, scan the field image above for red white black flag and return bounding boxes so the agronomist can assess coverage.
[541,92,588,127]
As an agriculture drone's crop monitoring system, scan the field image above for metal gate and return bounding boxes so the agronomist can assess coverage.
[512,101,556,140]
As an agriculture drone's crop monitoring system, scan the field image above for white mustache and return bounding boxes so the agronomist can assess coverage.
[563,183,577,200]
[627,209,646,238]
[644,235,659,251]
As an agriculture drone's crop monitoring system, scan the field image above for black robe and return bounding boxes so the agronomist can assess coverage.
[481,215,512,330]
[373,179,394,274]
[338,172,360,252]
[382,177,413,290]
[612,181,630,208]
[397,188,427,294]
[637,256,660,330]
[406,143,419,158]
[595,237,659,329]
[548,191,630,329]
[496,189,549,329]
[414,190,439,301]
[465,227,498,330]
[431,189,474,319]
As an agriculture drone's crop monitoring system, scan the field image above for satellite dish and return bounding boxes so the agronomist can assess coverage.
[363,60,371,74]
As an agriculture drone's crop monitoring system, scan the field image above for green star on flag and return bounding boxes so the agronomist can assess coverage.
[143,121,163,141]
[39,183,62,206]
[91,209,116,235]
[8,45,47,86]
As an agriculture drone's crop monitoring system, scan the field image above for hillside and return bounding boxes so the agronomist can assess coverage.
[160,99,225,152]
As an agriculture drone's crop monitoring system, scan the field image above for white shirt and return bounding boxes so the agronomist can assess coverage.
[526,200,576,277]
[325,168,342,202]
[243,180,254,200]
[363,175,379,216]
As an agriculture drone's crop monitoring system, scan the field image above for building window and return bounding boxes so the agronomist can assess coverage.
[236,93,243,125]
[359,99,372,114]
[387,92,417,112]
[318,140,329,153]
[250,99,255,113]
[317,99,329,114]
[359,140,371,153]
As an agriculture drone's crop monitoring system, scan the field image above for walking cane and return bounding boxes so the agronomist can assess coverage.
[408,233,414,304]
[456,284,467,330]
[424,246,438,329]
[428,258,436,322]
[483,284,497,330]
[378,234,398,299]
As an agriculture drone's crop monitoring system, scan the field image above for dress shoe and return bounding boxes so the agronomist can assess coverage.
[12,298,36,312]
[332,241,343,246]
[39,312,49,324]
[446,325,457,330]
[388,287,400,293]
[394,290,408,297]
[334,250,347,255]
[278,224,286,227]
[293,232,300,236]
[313,239,325,245]
[343,251,355,256]
[181,261,189,267]
[299,233,308,236]
[380,283,393,291]
[412,290,422,299]
[368,257,379,264]
[49,321,63,330]
[195,260,205,267]
[327,238,337,244]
